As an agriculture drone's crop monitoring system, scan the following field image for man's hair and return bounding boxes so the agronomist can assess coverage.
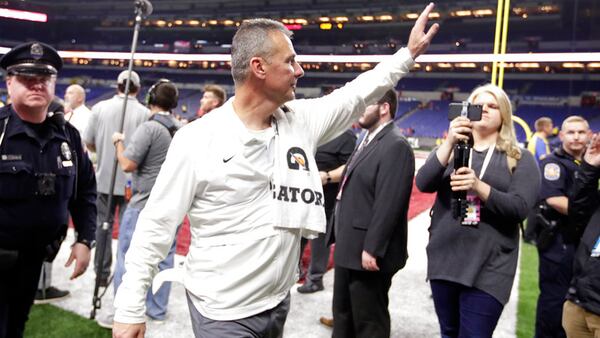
[377,89,398,119]
[534,117,553,132]
[230,18,292,85]
[204,84,227,107]
[151,81,178,111]
[561,115,589,130]
[117,82,139,95]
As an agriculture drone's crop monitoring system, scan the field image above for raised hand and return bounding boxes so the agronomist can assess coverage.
[408,2,440,59]
[584,133,600,167]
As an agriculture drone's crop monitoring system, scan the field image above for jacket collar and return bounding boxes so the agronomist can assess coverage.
[347,122,395,175]
[1,105,68,143]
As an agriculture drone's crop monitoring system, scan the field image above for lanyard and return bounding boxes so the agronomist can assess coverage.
[468,145,494,180]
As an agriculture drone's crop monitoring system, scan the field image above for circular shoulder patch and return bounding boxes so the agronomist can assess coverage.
[543,163,561,181]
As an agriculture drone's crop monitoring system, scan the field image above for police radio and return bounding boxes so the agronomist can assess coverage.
[47,98,66,128]
[448,102,482,221]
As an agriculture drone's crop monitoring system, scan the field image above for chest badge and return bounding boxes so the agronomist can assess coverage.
[60,142,72,161]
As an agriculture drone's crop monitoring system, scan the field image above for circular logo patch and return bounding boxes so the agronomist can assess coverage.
[543,163,561,181]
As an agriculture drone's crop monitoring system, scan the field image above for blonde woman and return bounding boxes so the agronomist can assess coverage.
[416,84,540,337]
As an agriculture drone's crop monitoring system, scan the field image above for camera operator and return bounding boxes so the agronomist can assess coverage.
[416,84,540,337]
[562,131,600,337]
[533,116,590,338]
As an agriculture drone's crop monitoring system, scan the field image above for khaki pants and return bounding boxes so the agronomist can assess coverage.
[563,300,600,338]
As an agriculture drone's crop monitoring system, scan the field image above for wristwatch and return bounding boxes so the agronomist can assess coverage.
[326,171,332,183]
[75,238,96,249]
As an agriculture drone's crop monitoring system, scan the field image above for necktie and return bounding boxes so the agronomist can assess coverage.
[336,135,369,200]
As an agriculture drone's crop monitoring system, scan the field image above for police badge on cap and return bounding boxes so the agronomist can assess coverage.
[30,43,44,59]
[0,42,63,76]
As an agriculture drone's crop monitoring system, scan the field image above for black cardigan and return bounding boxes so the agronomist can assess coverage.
[416,147,540,305]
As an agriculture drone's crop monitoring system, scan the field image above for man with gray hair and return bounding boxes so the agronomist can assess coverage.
[113,4,439,337]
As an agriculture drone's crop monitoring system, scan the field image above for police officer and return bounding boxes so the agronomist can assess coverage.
[0,42,97,338]
[534,115,591,338]
[563,131,600,337]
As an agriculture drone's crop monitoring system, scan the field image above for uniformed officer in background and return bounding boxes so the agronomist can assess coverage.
[534,115,591,338]
[0,42,97,338]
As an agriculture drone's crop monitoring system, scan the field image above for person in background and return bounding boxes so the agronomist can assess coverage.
[64,84,92,137]
[534,116,591,338]
[562,131,600,338]
[327,89,415,337]
[192,84,226,120]
[416,84,540,337]
[528,116,553,164]
[83,70,149,288]
[95,80,182,329]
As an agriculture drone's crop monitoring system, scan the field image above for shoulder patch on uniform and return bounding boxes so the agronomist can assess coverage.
[544,163,561,181]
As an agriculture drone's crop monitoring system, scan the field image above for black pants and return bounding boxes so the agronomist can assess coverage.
[0,250,45,338]
[535,239,575,338]
[332,266,393,338]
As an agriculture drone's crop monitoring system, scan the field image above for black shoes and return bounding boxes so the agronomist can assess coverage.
[297,280,324,294]
[34,286,70,304]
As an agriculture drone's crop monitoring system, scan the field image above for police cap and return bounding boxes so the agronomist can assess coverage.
[0,42,63,76]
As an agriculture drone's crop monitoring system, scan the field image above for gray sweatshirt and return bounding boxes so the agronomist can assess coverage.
[416,146,540,304]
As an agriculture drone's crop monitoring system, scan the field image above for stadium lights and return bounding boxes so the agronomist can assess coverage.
[405,13,419,20]
[0,46,598,64]
[516,62,540,68]
[0,7,47,22]
[456,63,477,68]
[319,23,333,30]
[377,15,393,21]
[453,10,472,17]
[473,9,494,17]
[563,62,585,68]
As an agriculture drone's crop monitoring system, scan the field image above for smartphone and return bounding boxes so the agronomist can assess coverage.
[448,102,482,121]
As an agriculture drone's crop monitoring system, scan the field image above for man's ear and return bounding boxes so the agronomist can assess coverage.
[250,57,267,80]
[379,102,390,117]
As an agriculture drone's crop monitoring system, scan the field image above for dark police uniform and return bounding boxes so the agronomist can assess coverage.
[0,42,97,338]
[566,160,600,330]
[535,147,580,338]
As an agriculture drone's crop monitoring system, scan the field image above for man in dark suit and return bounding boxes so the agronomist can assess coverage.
[327,89,415,338]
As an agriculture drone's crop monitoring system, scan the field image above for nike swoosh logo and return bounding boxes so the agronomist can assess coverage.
[223,155,234,163]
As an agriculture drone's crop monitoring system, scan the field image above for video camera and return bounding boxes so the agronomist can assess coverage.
[447,102,482,222]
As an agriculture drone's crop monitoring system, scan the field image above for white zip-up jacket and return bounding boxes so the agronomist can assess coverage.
[114,48,415,323]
